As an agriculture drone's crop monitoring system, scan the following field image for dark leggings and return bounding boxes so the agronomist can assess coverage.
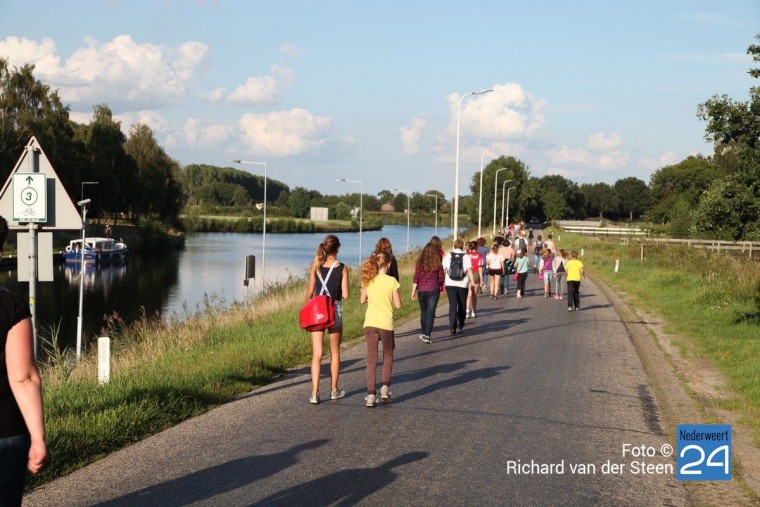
[364,327,395,394]
[567,281,581,308]
[517,272,528,294]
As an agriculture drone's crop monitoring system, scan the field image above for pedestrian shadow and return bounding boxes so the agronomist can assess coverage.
[254,451,429,506]
[394,365,510,403]
[573,304,611,311]
[93,439,330,507]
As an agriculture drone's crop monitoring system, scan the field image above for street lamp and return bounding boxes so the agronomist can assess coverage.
[425,193,439,237]
[452,88,494,239]
[501,179,511,228]
[81,181,98,202]
[506,186,517,232]
[75,198,91,361]
[492,168,509,237]
[337,178,363,261]
[393,188,411,253]
[230,160,268,286]
[478,148,499,238]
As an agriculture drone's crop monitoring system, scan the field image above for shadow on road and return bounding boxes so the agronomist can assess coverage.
[395,365,510,403]
[254,451,429,506]
[93,439,330,507]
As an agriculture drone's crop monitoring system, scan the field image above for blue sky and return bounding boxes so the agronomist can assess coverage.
[0,1,757,199]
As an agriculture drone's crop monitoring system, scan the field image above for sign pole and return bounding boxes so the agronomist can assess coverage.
[27,146,39,360]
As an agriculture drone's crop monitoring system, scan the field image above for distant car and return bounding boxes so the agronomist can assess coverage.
[530,216,540,224]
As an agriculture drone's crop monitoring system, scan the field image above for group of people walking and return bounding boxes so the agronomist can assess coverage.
[304,229,585,409]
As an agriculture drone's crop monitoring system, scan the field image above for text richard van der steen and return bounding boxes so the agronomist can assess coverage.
[504,424,731,481]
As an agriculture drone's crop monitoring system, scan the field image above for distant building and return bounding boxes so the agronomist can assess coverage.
[380,202,395,213]
[310,207,329,221]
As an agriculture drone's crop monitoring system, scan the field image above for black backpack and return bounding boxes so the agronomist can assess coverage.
[504,258,516,275]
[448,252,467,280]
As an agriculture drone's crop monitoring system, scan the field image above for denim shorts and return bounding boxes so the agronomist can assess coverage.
[543,271,554,284]
[330,300,343,330]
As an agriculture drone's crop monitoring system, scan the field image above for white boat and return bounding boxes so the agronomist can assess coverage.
[63,237,129,263]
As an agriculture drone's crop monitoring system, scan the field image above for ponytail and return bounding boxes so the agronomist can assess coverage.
[310,242,327,274]
[361,251,389,287]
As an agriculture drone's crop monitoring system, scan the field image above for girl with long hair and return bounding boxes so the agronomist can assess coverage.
[305,235,349,404]
[486,244,505,300]
[373,237,399,281]
[411,243,444,344]
[553,249,568,300]
[360,251,401,407]
[465,241,483,317]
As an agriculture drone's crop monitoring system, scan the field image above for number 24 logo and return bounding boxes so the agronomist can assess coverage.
[679,445,730,475]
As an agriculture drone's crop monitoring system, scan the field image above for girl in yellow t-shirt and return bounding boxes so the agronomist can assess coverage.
[565,250,585,312]
[360,251,401,407]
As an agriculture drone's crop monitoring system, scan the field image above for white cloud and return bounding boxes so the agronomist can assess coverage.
[549,144,628,171]
[586,132,623,152]
[549,147,594,166]
[447,83,547,142]
[281,44,303,58]
[0,35,209,110]
[228,76,280,104]
[400,117,427,154]
[0,36,61,75]
[204,87,226,103]
[271,64,294,84]
[239,109,331,156]
[182,118,233,148]
[638,150,677,171]
[214,64,294,105]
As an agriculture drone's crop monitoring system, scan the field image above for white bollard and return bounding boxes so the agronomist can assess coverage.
[558,235,561,242]
[581,248,585,257]
[615,259,620,273]
[98,337,110,384]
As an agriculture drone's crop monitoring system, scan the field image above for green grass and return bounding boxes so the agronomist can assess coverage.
[31,249,425,488]
[556,233,760,445]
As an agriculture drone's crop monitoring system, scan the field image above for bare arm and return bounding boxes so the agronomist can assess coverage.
[6,318,47,474]
[411,283,418,300]
[392,289,402,309]
[360,287,368,305]
[306,268,316,301]
[341,265,350,300]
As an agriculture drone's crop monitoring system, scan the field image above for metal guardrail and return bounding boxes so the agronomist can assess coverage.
[561,226,647,237]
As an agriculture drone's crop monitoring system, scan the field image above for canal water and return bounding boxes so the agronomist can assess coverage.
[0,225,445,350]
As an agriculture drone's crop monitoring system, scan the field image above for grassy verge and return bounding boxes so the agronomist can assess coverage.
[554,231,760,445]
[31,249,425,489]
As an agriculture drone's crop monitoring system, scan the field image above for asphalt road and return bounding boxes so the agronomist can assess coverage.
[25,274,688,507]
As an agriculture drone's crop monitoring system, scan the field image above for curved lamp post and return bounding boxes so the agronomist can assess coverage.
[425,193,439,237]
[337,178,363,261]
[393,188,411,253]
[230,160,268,286]
[477,148,499,238]
[452,88,493,239]
[506,186,517,232]
[492,168,509,237]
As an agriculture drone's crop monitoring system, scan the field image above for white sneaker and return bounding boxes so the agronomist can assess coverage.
[365,394,377,407]
[380,385,392,404]
[471,310,476,318]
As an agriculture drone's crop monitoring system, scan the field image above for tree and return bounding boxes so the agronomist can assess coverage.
[581,182,620,219]
[647,155,717,224]
[0,59,85,198]
[125,123,184,222]
[468,155,531,227]
[614,177,650,221]
[542,189,569,221]
[392,192,408,212]
[377,189,394,204]
[77,104,139,223]
[694,33,760,240]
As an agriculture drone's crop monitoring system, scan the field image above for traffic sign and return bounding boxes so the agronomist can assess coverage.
[0,136,83,230]
[13,173,47,223]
